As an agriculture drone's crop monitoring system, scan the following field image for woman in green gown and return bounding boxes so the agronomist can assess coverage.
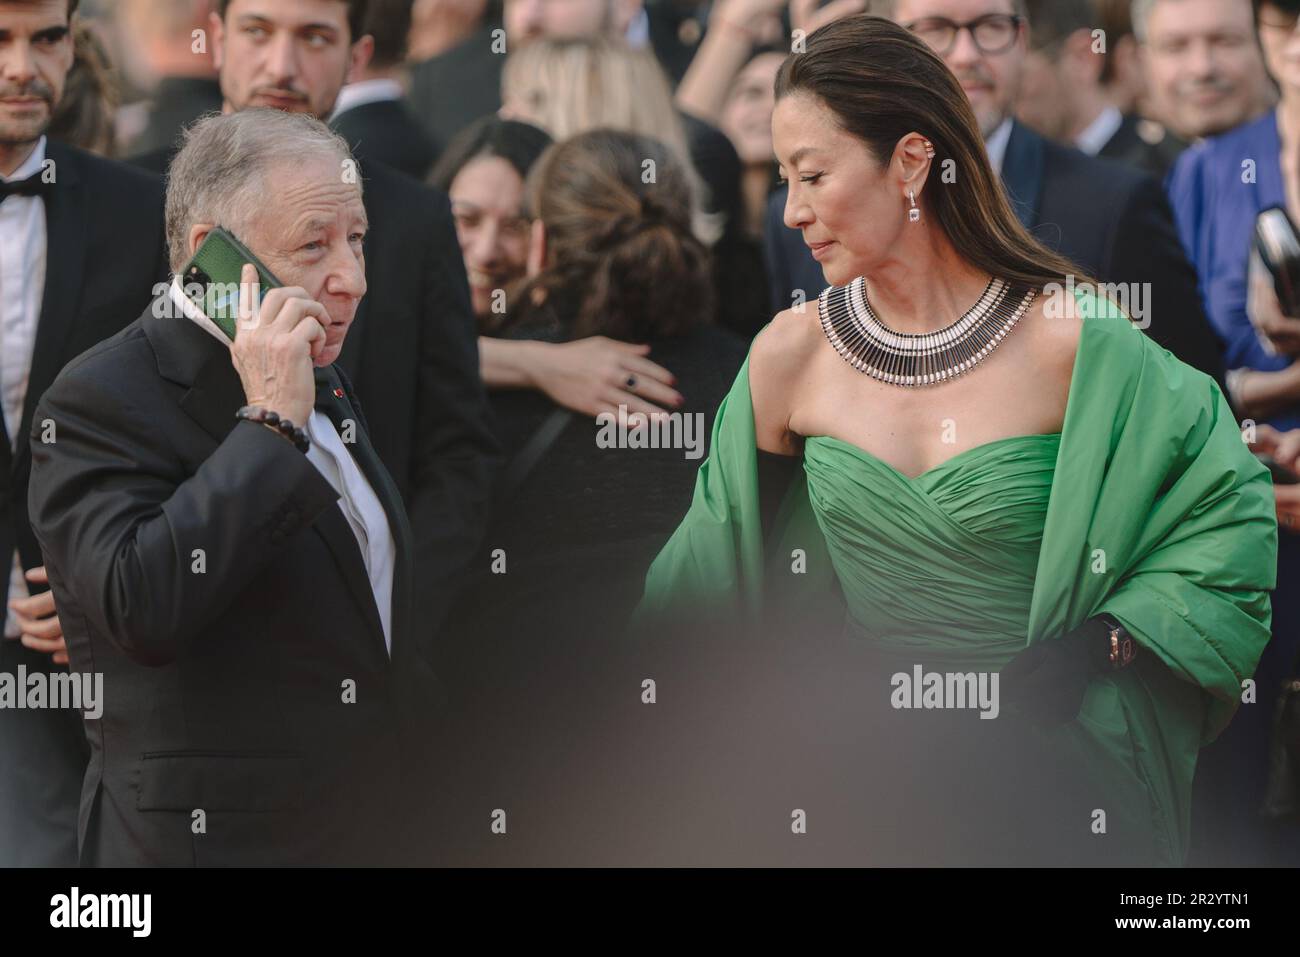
[636,16,1277,865]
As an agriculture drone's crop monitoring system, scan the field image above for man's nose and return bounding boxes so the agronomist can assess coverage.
[1186,38,1217,79]
[264,31,301,84]
[946,26,983,71]
[517,0,544,30]
[1,40,37,86]
[328,247,367,300]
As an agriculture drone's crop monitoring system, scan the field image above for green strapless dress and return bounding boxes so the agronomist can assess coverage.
[804,431,1060,670]
[635,293,1277,865]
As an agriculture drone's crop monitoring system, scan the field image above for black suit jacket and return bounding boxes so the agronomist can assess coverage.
[763,120,1226,388]
[123,76,223,159]
[408,21,504,154]
[28,302,441,865]
[2,143,169,602]
[0,143,167,867]
[1099,113,1188,181]
[330,97,439,181]
[338,159,501,642]
[130,147,502,645]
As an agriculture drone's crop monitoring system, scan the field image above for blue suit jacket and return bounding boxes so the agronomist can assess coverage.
[1165,108,1297,429]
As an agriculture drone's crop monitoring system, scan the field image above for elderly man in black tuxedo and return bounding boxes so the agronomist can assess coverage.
[133,0,501,654]
[0,0,168,867]
[31,108,439,866]
[766,0,1226,388]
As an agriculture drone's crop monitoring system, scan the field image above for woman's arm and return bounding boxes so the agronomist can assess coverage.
[674,1,771,125]
[1227,362,1300,420]
[1226,256,1300,417]
[479,335,683,417]
[675,0,867,124]
[749,308,815,455]
[478,335,546,390]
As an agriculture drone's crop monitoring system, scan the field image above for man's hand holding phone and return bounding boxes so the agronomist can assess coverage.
[1248,251,1300,356]
[228,263,327,427]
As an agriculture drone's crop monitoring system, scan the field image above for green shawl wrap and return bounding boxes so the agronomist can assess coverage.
[635,298,1277,864]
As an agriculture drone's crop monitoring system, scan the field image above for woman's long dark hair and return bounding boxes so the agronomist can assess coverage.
[427,116,553,193]
[774,14,1094,292]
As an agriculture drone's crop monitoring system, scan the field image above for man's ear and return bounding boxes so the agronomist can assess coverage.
[1064,28,1105,85]
[209,11,226,71]
[526,218,546,278]
[1110,34,1143,108]
[187,224,215,261]
[348,35,375,84]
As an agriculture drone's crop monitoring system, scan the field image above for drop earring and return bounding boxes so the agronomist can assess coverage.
[908,189,920,224]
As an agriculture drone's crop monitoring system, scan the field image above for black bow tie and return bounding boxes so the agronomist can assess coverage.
[0,171,51,201]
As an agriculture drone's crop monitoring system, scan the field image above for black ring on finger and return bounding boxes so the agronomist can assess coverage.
[626,374,638,389]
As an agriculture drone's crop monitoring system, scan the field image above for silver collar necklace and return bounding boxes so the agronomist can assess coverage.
[818,275,1038,388]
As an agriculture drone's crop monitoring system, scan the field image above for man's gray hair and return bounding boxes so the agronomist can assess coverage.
[164,109,361,272]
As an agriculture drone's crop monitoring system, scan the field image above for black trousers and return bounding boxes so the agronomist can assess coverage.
[0,637,87,866]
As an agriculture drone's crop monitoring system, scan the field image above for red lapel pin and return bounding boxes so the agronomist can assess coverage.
[333,388,344,398]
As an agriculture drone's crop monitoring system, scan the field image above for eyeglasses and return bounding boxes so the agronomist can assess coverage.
[903,13,1024,56]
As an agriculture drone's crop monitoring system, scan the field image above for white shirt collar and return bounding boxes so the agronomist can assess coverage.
[984,117,1014,176]
[169,275,236,347]
[1075,105,1124,157]
[625,7,650,48]
[3,135,47,182]
[330,78,404,120]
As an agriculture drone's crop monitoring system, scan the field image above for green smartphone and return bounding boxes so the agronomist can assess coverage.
[178,227,283,339]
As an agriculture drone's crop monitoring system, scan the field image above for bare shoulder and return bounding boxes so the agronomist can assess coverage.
[1022,288,1083,383]
[750,305,823,372]
[749,306,823,452]
[749,305,825,398]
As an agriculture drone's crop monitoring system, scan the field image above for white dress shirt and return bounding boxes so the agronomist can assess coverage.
[0,136,48,638]
[167,278,397,654]
[1075,105,1124,157]
[985,117,1014,176]
[329,78,403,122]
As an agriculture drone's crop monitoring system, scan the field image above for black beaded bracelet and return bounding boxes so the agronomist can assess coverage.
[236,406,310,453]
